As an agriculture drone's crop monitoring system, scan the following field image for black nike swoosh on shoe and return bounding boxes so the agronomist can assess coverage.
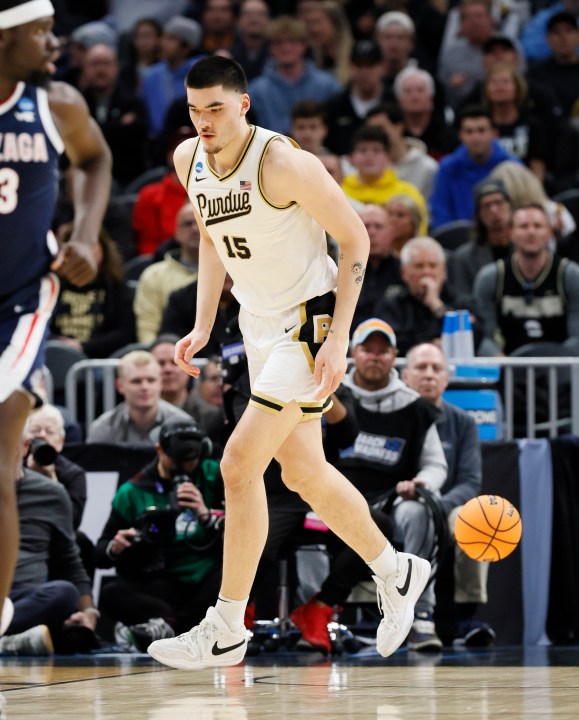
[211,639,246,656]
[396,559,413,596]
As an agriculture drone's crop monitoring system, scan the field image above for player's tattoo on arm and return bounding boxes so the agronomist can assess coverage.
[351,260,366,285]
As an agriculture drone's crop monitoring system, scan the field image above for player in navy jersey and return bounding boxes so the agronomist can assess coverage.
[0,0,112,639]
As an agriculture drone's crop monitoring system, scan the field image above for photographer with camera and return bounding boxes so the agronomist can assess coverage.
[94,419,224,652]
[23,405,87,531]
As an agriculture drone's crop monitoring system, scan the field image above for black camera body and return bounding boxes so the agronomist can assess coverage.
[28,437,58,466]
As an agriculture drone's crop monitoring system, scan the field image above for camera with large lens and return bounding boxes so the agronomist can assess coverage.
[133,506,179,545]
[28,437,58,466]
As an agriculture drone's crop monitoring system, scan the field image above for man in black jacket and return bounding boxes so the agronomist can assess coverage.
[376,237,458,355]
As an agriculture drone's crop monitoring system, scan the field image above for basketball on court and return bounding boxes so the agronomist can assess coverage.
[455,495,522,561]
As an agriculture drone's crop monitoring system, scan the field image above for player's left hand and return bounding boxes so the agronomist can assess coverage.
[65,610,97,631]
[51,239,99,286]
[314,336,347,400]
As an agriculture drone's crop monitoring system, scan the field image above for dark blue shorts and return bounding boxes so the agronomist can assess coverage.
[0,274,59,405]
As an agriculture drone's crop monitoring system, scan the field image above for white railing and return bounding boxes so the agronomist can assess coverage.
[63,356,579,440]
[64,358,208,430]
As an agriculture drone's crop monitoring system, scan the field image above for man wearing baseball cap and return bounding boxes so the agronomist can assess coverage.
[291,318,448,653]
[448,178,513,309]
[140,15,204,138]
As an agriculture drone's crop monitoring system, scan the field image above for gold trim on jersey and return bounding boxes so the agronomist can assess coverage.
[258,136,297,210]
[249,392,333,420]
[206,125,257,181]
[185,137,202,192]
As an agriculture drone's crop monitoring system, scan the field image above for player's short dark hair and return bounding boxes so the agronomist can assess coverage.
[185,55,248,94]
[351,125,390,152]
[458,104,493,128]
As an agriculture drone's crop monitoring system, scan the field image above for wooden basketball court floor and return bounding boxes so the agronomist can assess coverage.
[2,645,579,719]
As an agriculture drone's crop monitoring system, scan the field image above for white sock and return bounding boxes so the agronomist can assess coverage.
[368,542,398,581]
[215,595,249,633]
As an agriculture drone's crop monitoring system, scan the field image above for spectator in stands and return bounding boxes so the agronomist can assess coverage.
[94,418,224,651]
[290,319,447,654]
[384,195,424,257]
[188,357,227,448]
[140,16,204,140]
[376,237,460,355]
[520,0,579,62]
[375,11,418,86]
[0,467,99,657]
[324,39,391,156]
[23,405,94,581]
[289,99,329,155]
[474,204,579,356]
[23,405,86,531]
[482,63,548,182]
[460,34,563,136]
[107,0,192,35]
[302,0,354,86]
[394,67,458,161]
[159,275,239,356]
[438,0,497,108]
[61,20,119,90]
[353,204,403,330]
[366,103,439,199]
[150,335,196,417]
[341,126,428,234]
[119,18,163,95]
[248,16,341,135]
[230,0,271,81]
[201,0,236,54]
[87,350,191,444]
[81,43,150,187]
[132,127,195,257]
[489,162,577,243]
[429,106,517,230]
[50,225,136,359]
[134,203,200,344]
[528,12,579,120]
[402,343,495,648]
[448,178,513,310]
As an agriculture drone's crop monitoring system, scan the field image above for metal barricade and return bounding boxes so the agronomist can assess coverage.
[64,357,209,429]
[397,356,579,441]
[64,356,579,440]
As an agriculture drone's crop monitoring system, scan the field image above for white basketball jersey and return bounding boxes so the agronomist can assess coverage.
[186,125,338,317]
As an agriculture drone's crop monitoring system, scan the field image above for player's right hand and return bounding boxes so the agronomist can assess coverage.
[174,329,210,377]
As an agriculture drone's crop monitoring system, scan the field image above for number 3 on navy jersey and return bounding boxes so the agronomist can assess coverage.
[223,235,251,259]
[0,168,19,214]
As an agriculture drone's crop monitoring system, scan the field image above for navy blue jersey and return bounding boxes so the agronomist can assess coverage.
[0,82,63,311]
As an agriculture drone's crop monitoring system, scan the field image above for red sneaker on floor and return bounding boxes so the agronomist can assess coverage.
[290,598,333,654]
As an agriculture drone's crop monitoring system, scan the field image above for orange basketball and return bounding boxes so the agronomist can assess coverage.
[455,495,522,561]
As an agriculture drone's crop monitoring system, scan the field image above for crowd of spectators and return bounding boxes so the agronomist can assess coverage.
[3,0,578,658]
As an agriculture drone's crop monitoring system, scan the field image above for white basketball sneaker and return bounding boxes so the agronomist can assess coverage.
[0,599,13,637]
[374,552,431,657]
[147,607,247,670]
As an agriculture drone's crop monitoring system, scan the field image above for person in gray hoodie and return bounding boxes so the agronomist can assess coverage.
[290,318,447,654]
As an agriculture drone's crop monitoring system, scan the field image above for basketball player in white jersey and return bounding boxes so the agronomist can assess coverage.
[148,56,431,669]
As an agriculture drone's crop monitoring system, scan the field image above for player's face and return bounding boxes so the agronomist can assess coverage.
[4,17,60,86]
[187,84,250,155]
[404,345,449,403]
